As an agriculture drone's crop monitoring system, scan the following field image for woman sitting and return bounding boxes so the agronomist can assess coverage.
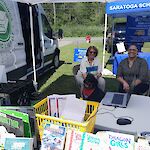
[117,44,149,95]
[75,46,105,96]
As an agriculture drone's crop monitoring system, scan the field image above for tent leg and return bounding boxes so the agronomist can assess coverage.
[29,4,38,91]
[102,13,108,72]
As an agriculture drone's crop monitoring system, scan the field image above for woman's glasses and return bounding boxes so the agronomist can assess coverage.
[89,51,96,54]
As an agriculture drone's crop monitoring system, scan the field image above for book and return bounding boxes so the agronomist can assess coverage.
[0,106,38,148]
[80,132,107,150]
[41,123,66,150]
[65,130,107,150]
[4,137,33,150]
[65,130,83,150]
[0,109,31,137]
[134,138,150,150]
[0,126,16,150]
[96,131,134,150]
[60,98,87,122]
[134,142,150,150]
[47,94,76,117]
[0,112,24,137]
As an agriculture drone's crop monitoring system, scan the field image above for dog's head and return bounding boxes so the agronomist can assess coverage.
[83,73,98,89]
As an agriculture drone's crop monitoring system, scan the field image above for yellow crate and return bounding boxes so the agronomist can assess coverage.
[34,98,99,139]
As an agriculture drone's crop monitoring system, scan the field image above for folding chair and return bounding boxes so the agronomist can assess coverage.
[72,64,80,76]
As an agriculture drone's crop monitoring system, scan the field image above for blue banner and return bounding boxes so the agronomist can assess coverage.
[106,0,150,15]
[126,16,150,42]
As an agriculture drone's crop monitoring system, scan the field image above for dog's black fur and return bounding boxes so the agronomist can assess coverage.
[82,74,105,103]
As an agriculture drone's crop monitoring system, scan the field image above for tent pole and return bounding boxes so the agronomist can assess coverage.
[29,4,38,91]
[102,13,108,72]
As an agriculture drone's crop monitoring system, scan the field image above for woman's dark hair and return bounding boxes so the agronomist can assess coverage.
[83,73,98,89]
[86,46,98,57]
[128,43,138,51]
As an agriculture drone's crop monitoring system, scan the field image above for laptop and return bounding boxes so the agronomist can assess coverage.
[101,92,131,108]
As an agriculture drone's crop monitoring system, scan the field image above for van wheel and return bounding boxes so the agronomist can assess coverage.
[53,54,59,69]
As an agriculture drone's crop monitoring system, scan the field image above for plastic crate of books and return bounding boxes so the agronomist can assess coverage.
[33,97,99,139]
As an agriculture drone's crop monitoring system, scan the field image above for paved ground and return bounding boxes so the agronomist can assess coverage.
[58,37,103,47]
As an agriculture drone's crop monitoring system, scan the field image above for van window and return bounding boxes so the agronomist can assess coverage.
[41,14,52,39]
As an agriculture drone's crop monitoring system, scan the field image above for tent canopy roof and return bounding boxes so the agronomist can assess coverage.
[12,0,117,5]
[106,0,150,17]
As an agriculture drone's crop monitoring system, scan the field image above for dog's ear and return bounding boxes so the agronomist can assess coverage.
[84,73,98,89]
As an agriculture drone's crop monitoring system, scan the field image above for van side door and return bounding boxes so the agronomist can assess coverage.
[40,14,56,65]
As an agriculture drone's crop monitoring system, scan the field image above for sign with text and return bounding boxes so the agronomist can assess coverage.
[74,48,87,62]
[106,0,150,15]
[126,16,150,42]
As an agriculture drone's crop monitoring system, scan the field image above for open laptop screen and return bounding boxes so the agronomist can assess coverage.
[112,94,124,105]
[101,92,131,108]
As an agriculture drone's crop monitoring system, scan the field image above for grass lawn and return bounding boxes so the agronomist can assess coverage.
[37,41,150,100]
[38,41,116,100]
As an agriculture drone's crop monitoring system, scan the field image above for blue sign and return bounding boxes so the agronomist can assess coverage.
[74,48,87,62]
[126,16,150,43]
[106,0,150,15]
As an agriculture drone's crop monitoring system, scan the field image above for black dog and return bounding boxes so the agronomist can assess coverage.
[82,73,105,103]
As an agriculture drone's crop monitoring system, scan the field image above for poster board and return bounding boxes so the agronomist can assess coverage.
[74,48,87,62]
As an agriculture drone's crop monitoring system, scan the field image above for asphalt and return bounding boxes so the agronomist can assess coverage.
[58,37,103,47]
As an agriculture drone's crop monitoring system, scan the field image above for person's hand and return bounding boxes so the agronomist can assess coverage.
[123,81,130,92]
[134,79,141,86]
[82,73,87,80]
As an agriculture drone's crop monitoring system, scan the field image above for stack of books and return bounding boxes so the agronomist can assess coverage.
[0,106,38,149]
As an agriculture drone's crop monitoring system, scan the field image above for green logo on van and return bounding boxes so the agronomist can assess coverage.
[0,2,11,42]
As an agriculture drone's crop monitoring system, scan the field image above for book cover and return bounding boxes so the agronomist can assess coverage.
[80,132,108,150]
[97,131,134,150]
[60,98,87,122]
[0,112,24,137]
[0,106,38,148]
[4,137,33,150]
[65,130,108,150]
[65,130,84,150]
[0,109,31,137]
[41,123,66,150]
[134,138,150,150]
[0,126,15,150]
[134,142,150,150]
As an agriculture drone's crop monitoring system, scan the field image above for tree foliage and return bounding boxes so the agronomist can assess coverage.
[43,3,105,27]
[42,2,105,36]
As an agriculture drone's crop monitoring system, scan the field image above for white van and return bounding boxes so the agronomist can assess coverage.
[0,0,60,81]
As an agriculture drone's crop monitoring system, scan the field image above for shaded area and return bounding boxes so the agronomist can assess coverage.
[37,60,64,88]
[39,75,80,100]
[104,55,114,68]
[37,74,119,101]
[104,76,119,92]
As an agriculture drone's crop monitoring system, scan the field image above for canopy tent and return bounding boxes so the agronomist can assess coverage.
[102,0,150,72]
[13,0,117,4]
[106,0,150,16]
